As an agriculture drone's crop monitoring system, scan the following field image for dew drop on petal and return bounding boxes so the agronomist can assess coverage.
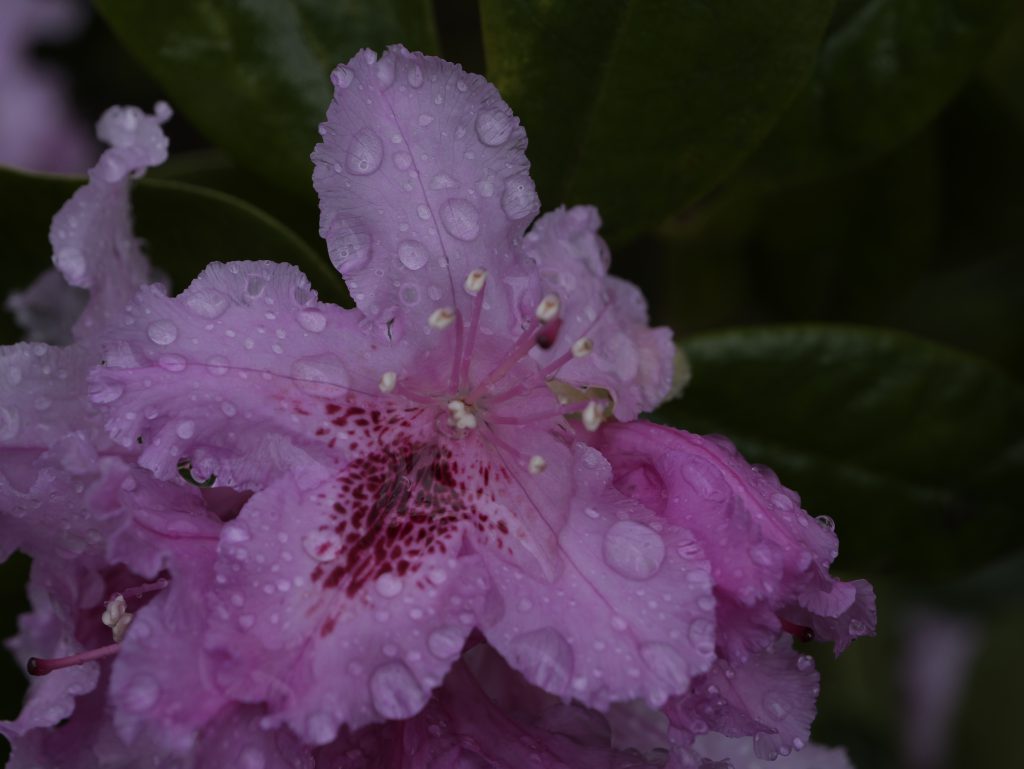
[500,176,539,221]
[407,64,424,88]
[331,65,354,89]
[158,354,187,373]
[223,523,250,543]
[90,381,124,404]
[475,108,514,146]
[762,690,791,720]
[123,675,160,713]
[0,407,19,441]
[440,199,480,241]
[427,626,465,659]
[175,420,195,439]
[297,308,327,333]
[370,662,427,719]
[207,356,229,376]
[307,712,336,745]
[290,355,349,398]
[508,627,573,692]
[603,521,666,580]
[346,128,384,176]
[185,289,229,319]
[640,643,690,689]
[397,240,429,270]
[393,152,412,171]
[147,320,178,346]
[239,747,266,769]
[374,573,403,598]
[54,247,85,282]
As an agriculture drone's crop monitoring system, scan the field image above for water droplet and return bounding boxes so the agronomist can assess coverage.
[237,614,255,630]
[175,420,195,440]
[429,173,457,190]
[417,113,434,127]
[682,457,729,502]
[611,615,628,631]
[393,151,412,170]
[346,128,383,175]
[307,712,336,745]
[407,64,424,88]
[640,643,690,688]
[295,308,327,333]
[55,247,86,282]
[475,108,514,146]
[762,691,791,720]
[185,289,229,319]
[291,355,349,398]
[375,57,395,87]
[123,675,160,712]
[370,662,427,719]
[749,543,776,568]
[397,240,429,270]
[158,354,187,373]
[223,524,250,543]
[416,205,431,221]
[239,747,266,769]
[245,275,267,298]
[440,199,480,241]
[603,521,665,580]
[500,176,538,220]
[427,626,465,659]
[849,618,868,636]
[206,356,229,375]
[330,65,353,89]
[815,515,836,532]
[509,628,573,692]
[147,320,178,346]
[0,407,19,441]
[796,654,814,672]
[325,217,372,273]
[688,618,715,655]
[90,381,124,404]
[374,573,403,598]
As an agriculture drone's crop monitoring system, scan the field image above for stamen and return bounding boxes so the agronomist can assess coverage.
[28,643,121,676]
[121,578,168,600]
[379,371,397,393]
[464,269,487,295]
[428,307,456,329]
[535,294,560,323]
[582,400,606,432]
[528,455,547,475]
[101,593,135,642]
[780,618,815,643]
[447,399,477,430]
[488,399,589,425]
[467,316,542,401]
[536,318,562,350]
[572,337,593,357]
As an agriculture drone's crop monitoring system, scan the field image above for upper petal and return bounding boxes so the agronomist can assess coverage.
[524,206,676,418]
[312,46,540,340]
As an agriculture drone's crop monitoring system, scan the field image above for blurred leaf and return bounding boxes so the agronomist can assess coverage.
[0,166,346,344]
[750,0,1017,186]
[94,0,439,193]
[657,325,1024,578]
[480,0,835,241]
[982,5,1024,127]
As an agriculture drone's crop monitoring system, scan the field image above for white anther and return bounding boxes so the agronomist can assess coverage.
[379,371,397,393]
[102,594,127,629]
[528,455,547,474]
[111,613,134,643]
[582,400,605,432]
[464,269,488,295]
[535,294,560,322]
[447,399,477,430]
[572,337,593,358]
[429,307,456,329]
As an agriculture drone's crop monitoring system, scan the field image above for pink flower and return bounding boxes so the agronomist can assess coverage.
[1,46,874,768]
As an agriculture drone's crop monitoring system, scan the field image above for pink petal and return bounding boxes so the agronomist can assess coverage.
[312,46,539,340]
[4,268,87,345]
[691,733,856,769]
[524,206,676,418]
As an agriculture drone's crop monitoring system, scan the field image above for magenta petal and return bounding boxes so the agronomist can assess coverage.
[524,206,676,418]
[481,445,716,709]
[313,46,539,339]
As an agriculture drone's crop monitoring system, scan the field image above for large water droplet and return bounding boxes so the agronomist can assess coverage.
[307,712,336,745]
[603,521,665,580]
[397,240,429,270]
[158,354,187,373]
[393,151,412,171]
[147,320,178,346]
[375,57,395,87]
[325,217,372,273]
[223,523,250,543]
[440,199,480,241]
[509,627,573,692]
[206,356,229,375]
[374,573,403,598]
[175,420,195,440]
[682,457,729,503]
[0,407,19,441]
[90,380,124,404]
[688,618,715,656]
[185,289,229,319]
[291,355,349,398]
[370,662,427,719]
[346,128,383,176]
[122,674,160,712]
[296,308,327,333]
[762,691,791,720]
[475,108,514,146]
[54,247,85,282]
[640,643,690,689]
[815,515,836,532]
[500,176,539,221]
[407,64,424,88]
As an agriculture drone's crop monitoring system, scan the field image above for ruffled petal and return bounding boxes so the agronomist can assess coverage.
[481,444,716,710]
[203,468,493,744]
[784,579,877,656]
[691,733,856,769]
[4,268,87,345]
[524,206,676,418]
[312,45,540,339]
[665,639,819,760]
[50,102,170,337]
[0,559,104,740]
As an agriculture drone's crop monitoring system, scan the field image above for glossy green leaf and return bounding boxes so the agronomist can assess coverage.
[0,165,346,343]
[480,0,834,241]
[657,326,1024,577]
[94,0,438,193]
[751,0,1017,185]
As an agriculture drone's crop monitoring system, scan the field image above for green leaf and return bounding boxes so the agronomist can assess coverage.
[94,0,439,193]
[480,0,835,241]
[657,325,1024,578]
[0,165,346,343]
[750,0,1017,185]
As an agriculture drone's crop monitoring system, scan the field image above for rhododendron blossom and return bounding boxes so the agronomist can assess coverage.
[0,46,874,769]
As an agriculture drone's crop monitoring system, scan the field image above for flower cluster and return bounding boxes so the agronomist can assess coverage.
[0,46,875,769]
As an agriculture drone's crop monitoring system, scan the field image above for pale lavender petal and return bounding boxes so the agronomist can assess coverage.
[481,444,717,710]
[692,733,856,769]
[5,268,87,345]
[525,206,676,418]
[0,559,104,739]
[50,102,170,337]
[313,45,540,340]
